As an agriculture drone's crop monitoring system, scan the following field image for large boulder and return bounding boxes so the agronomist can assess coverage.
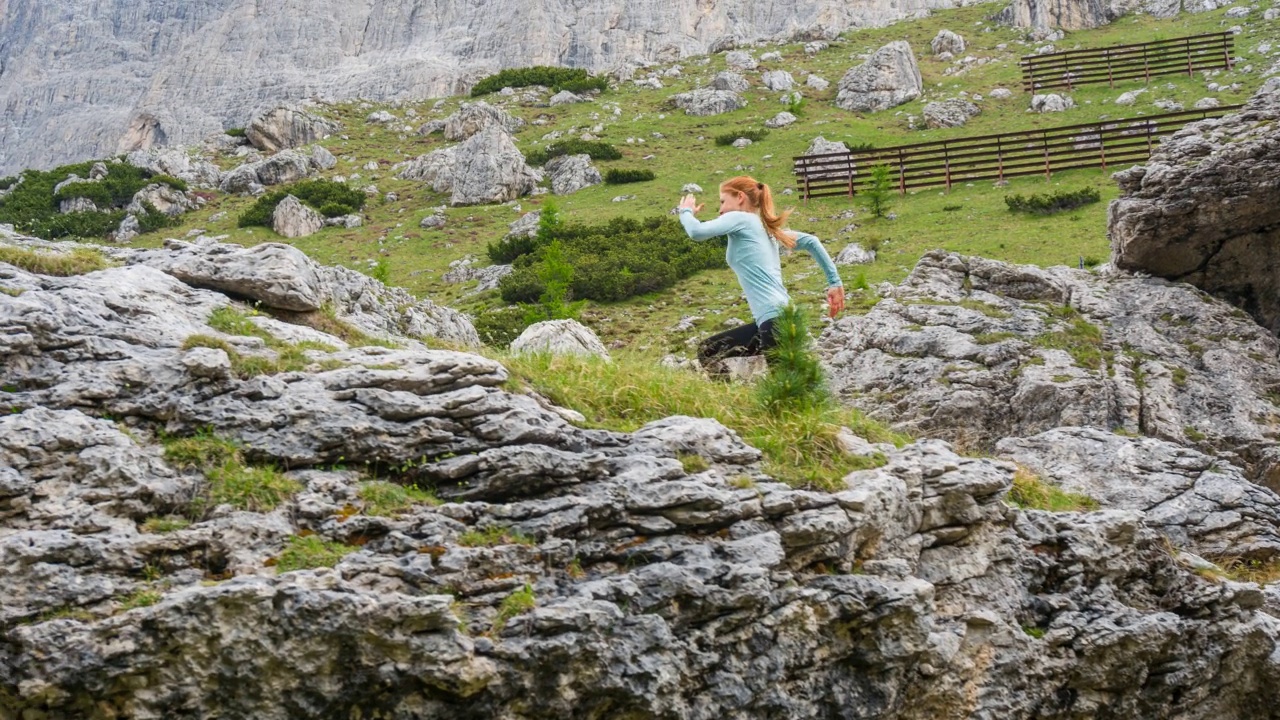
[271,195,326,239]
[125,149,223,188]
[510,319,609,358]
[219,149,321,194]
[246,104,341,154]
[442,101,525,141]
[818,250,1280,488]
[923,99,980,128]
[711,71,749,93]
[1031,93,1075,112]
[931,30,966,55]
[1110,79,1280,336]
[835,41,923,113]
[670,88,747,116]
[126,183,193,217]
[761,70,795,91]
[393,126,540,206]
[544,154,602,195]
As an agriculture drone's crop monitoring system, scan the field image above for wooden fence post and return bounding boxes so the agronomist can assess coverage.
[1097,121,1107,171]
[1186,37,1194,77]
[897,149,906,195]
[1043,130,1052,180]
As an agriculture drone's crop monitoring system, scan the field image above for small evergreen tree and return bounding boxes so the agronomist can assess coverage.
[864,164,893,219]
[536,199,563,245]
[757,305,830,413]
[521,239,584,324]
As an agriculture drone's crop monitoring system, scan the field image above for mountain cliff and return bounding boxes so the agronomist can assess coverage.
[0,0,971,176]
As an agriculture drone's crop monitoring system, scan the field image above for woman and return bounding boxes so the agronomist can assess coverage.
[676,175,844,373]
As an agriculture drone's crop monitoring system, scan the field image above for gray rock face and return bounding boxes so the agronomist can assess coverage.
[126,183,193,217]
[0,0,980,176]
[931,29,966,55]
[548,90,586,106]
[442,255,513,292]
[544,154,602,195]
[271,195,326,239]
[246,104,341,154]
[510,319,610,358]
[989,87,1014,99]
[712,71,750,93]
[923,98,981,128]
[998,0,1181,29]
[1110,79,1280,337]
[113,213,140,243]
[442,101,525,142]
[834,243,876,264]
[819,250,1280,488]
[671,88,747,116]
[765,111,798,128]
[125,148,223,189]
[220,149,322,194]
[835,41,923,113]
[725,50,758,70]
[396,127,541,206]
[998,427,1280,560]
[805,136,850,156]
[58,197,97,214]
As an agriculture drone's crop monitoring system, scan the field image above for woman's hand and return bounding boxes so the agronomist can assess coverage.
[678,194,704,214]
[827,286,846,318]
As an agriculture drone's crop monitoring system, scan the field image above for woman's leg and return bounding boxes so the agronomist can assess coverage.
[697,321,761,372]
[757,319,777,357]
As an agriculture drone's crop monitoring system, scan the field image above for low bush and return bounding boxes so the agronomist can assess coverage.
[497,215,724,305]
[473,306,534,347]
[1005,187,1101,215]
[758,305,830,413]
[225,128,246,137]
[0,176,17,190]
[524,140,622,166]
[604,168,655,184]
[237,179,365,227]
[471,66,607,97]
[714,129,769,146]
[0,160,172,240]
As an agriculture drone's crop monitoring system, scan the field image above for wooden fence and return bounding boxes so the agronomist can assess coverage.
[791,105,1241,200]
[1021,32,1234,92]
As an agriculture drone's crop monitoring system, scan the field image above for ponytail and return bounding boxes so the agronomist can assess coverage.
[720,176,796,248]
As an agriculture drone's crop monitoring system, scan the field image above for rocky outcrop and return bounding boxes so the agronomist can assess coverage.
[544,154,602,195]
[931,29,966,55]
[126,183,194,217]
[220,149,327,194]
[441,101,525,141]
[510,319,610,358]
[395,127,541,206]
[712,71,750,93]
[118,237,479,345]
[0,0,982,176]
[835,41,923,113]
[818,250,1280,488]
[1110,79,1280,337]
[125,149,223,189]
[271,195,326,239]
[246,104,341,154]
[1031,93,1075,112]
[443,255,513,292]
[670,88,747,116]
[761,70,796,91]
[923,98,980,128]
[998,0,1181,30]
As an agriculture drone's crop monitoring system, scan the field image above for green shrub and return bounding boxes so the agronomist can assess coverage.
[758,305,830,413]
[473,306,534,347]
[136,201,174,234]
[0,176,16,191]
[150,174,189,192]
[471,66,605,97]
[521,239,585,324]
[714,129,769,146]
[52,181,112,207]
[604,168,655,184]
[525,140,622,166]
[498,216,724,304]
[864,165,893,219]
[0,161,165,239]
[1005,188,1101,215]
[237,180,365,227]
[225,128,246,137]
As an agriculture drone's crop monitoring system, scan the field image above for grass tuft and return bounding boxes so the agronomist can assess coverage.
[358,481,442,516]
[491,583,536,635]
[458,525,536,547]
[276,535,359,573]
[0,245,110,276]
[1007,466,1100,512]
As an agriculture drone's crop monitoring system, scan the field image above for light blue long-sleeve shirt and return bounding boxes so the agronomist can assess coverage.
[678,209,842,324]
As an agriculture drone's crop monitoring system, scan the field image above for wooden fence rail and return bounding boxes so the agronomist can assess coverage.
[791,105,1241,200]
[1021,31,1234,92]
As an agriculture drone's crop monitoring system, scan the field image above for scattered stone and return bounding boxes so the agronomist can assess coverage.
[1154,99,1184,112]
[611,195,636,202]
[271,195,325,239]
[732,138,753,148]
[1194,97,1221,109]
[113,214,140,244]
[923,99,981,128]
[549,90,586,106]
[988,88,1013,99]
[544,154,603,195]
[246,104,340,153]
[834,243,876,265]
[931,30,966,55]
[1115,89,1146,105]
[711,71,750,93]
[1030,93,1075,112]
[670,89,747,116]
[681,183,704,194]
[442,101,525,142]
[761,70,795,91]
[725,51,758,70]
[804,41,829,55]
[765,111,797,128]
[806,75,830,91]
[510,320,610,359]
[366,110,397,124]
[420,213,446,230]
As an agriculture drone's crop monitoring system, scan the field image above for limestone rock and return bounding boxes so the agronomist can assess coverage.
[443,255,513,292]
[818,250,1280,487]
[114,214,140,244]
[806,75,830,91]
[1031,93,1075,112]
[544,154,602,195]
[510,319,609,358]
[671,88,747,116]
[804,136,850,156]
[923,98,981,128]
[681,183,703,194]
[765,111,798,128]
[1115,89,1145,105]
[834,243,876,264]
[549,90,586,106]
[1110,80,1280,336]
[366,110,397,124]
[126,183,193,217]
[58,197,97,214]
[442,101,525,142]
[998,0,1180,30]
[931,29,966,55]
[725,51,758,70]
[506,210,541,239]
[310,145,338,170]
[835,41,923,113]
[1193,97,1221,109]
[271,195,325,239]
[397,127,540,206]
[989,87,1014,99]
[732,138,753,148]
[246,104,340,154]
[762,70,796,91]
[125,149,223,189]
[711,71,750,92]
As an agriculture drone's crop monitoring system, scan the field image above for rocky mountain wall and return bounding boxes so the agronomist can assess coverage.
[0,0,972,175]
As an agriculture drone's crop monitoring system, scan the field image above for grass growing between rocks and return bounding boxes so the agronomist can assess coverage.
[140,517,191,533]
[1034,316,1109,371]
[358,481,441,516]
[458,526,536,547]
[0,245,110,276]
[184,306,348,377]
[490,584,535,635]
[162,429,302,513]
[1007,466,1100,512]
[275,535,359,573]
[497,351,907,490]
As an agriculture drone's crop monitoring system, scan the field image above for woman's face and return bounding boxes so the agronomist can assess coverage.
[718,189,750,215]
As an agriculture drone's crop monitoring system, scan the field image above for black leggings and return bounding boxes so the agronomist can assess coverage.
[697,319,776,367]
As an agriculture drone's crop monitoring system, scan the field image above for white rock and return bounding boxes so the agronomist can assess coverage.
[271,195,325,239]
[510,319,610,359]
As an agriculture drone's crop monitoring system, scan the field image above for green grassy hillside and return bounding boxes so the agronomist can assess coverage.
[54,2,1280,352]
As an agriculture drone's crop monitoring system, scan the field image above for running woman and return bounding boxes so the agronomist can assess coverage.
[676,175,845,373]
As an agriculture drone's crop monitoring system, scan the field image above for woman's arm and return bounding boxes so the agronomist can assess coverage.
[678,209,749,242]
[793,232,843,287]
